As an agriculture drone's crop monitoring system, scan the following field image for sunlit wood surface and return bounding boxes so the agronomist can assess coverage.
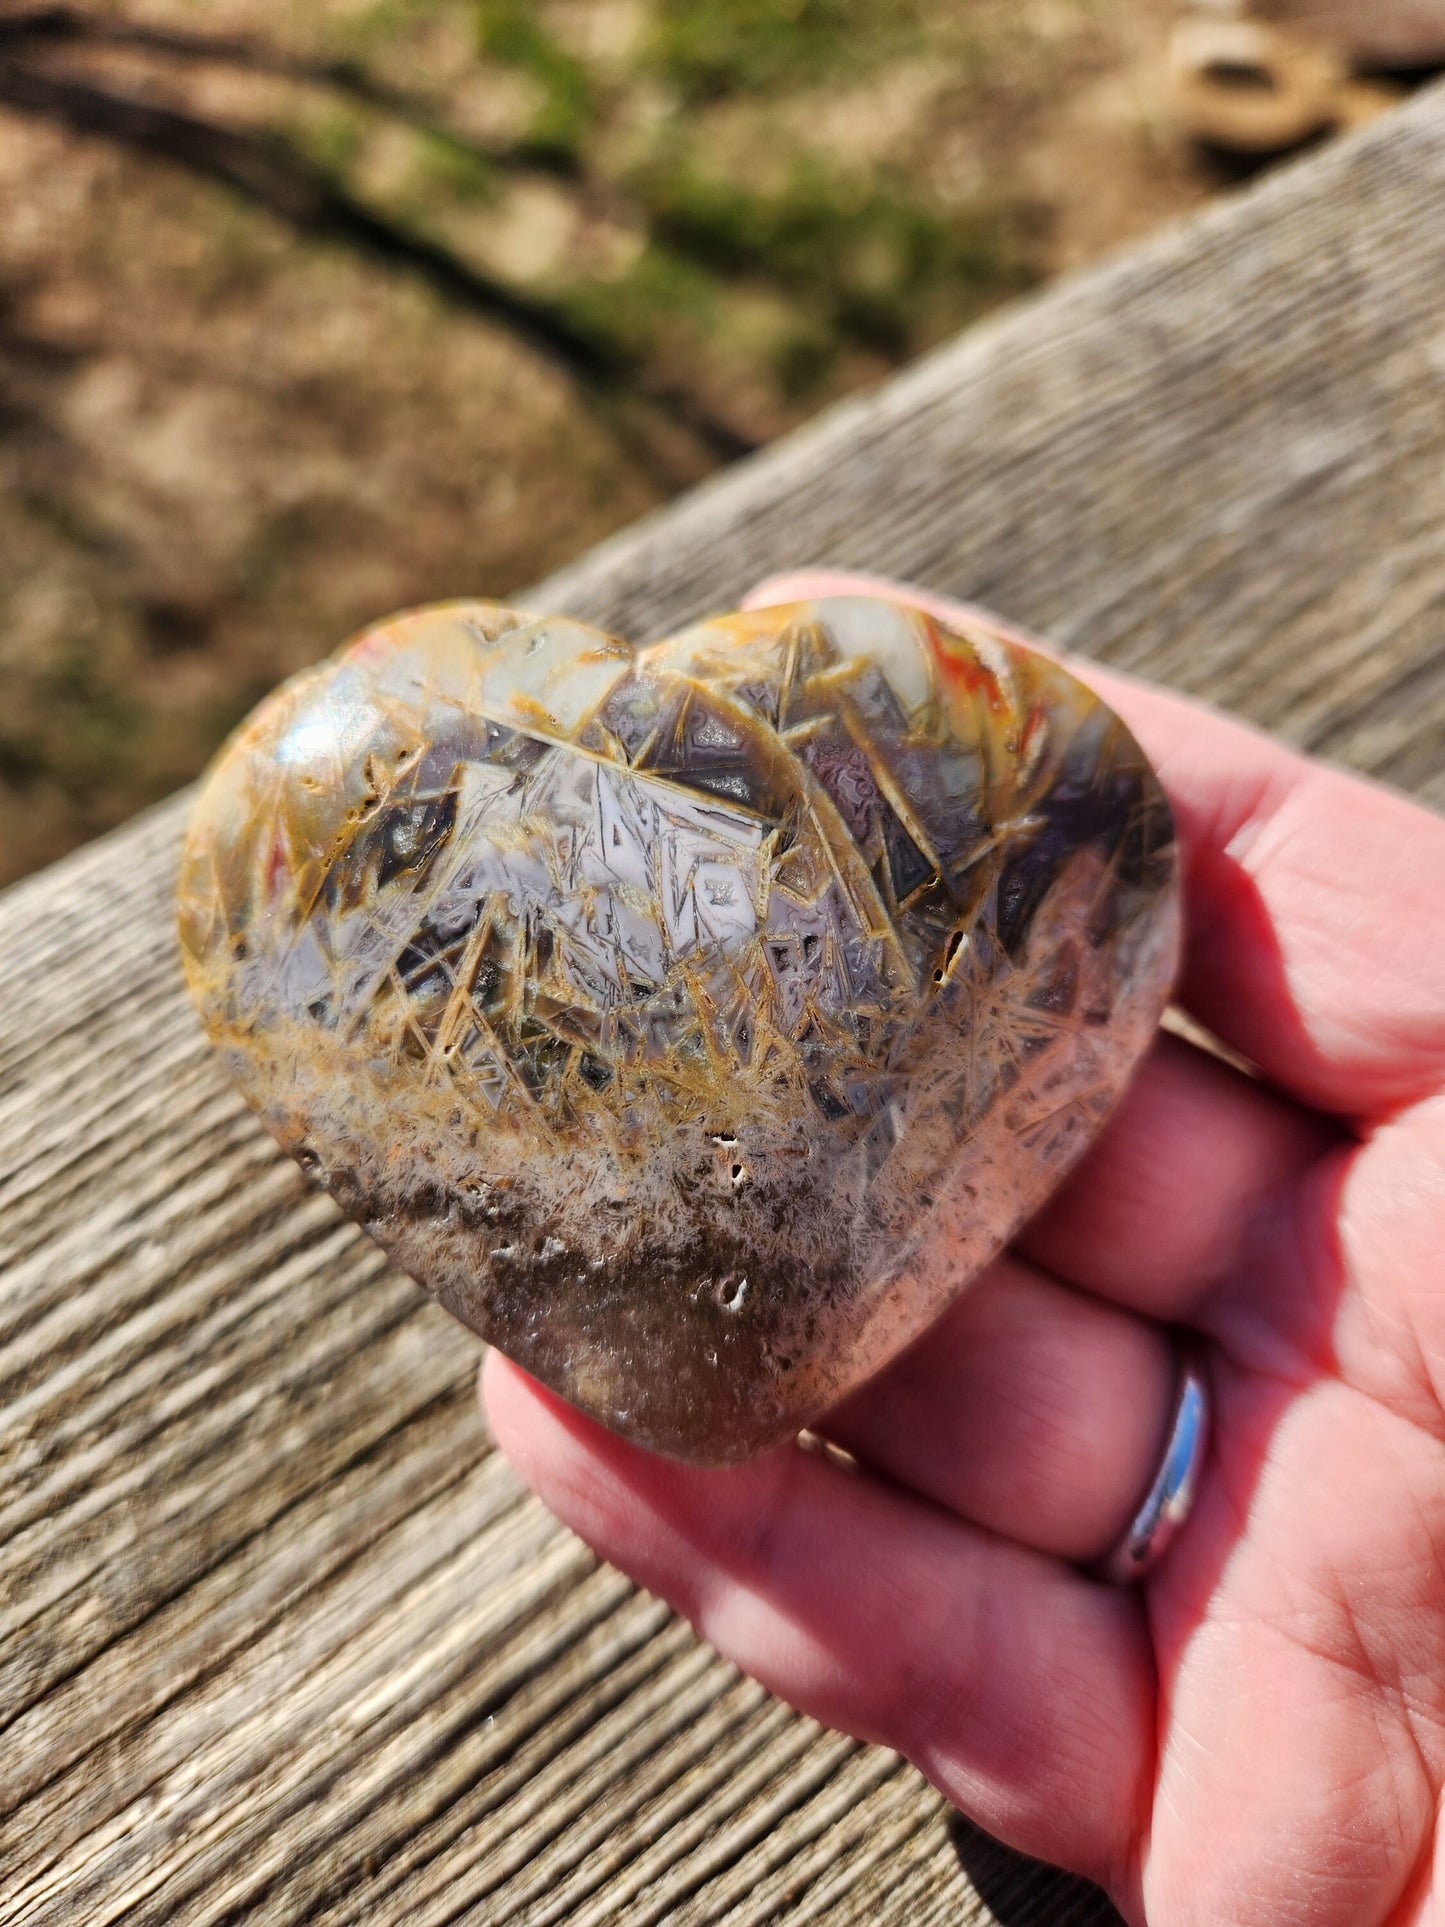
[4,81,1445,1927]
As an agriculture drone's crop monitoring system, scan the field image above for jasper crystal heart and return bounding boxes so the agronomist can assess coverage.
[179,596,1179,1461]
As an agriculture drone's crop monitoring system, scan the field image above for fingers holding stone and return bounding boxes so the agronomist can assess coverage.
[1017,1030,1337,1335]
[821,1257,1179,1564]
[1073,673,1445,1122]
[484,1350,1153,1896]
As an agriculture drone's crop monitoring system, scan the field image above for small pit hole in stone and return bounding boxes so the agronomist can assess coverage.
[933,929,965,984]
[716,1275,749,1314]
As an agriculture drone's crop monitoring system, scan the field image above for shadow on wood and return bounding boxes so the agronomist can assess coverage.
[948,1815,1127,1927]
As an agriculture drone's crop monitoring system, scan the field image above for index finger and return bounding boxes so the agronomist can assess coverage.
[740,570,1445,1120]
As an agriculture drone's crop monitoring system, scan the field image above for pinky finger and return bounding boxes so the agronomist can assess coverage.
[483,1351,1154,1906]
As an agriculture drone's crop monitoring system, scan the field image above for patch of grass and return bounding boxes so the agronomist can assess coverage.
[632,151,1039,359]
[325,0,464,57]
[552,143,1039,407]
[646,0,917,103]
[37,647,145,792]
[473,2,595,166]
[559,244,722,365]
[289,104,369,178]
[405,128,501,204]
[770,324,837,398]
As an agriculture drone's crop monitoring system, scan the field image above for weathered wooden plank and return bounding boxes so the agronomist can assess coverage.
[4,79,1445,1926]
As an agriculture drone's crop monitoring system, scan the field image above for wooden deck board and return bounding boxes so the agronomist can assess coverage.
[4,80,1445,1926]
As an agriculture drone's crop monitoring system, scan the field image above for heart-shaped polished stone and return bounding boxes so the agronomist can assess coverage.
[179,596,1179,1462]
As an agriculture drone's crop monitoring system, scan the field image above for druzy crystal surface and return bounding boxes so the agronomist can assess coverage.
[179,597,1179,1461]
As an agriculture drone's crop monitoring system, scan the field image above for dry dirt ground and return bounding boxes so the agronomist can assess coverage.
[0,0,1257,884]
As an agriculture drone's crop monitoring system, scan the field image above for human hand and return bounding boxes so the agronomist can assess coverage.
[484,569,1445,1925]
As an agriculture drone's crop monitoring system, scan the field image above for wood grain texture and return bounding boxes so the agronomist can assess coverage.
[5,79,1445,1926]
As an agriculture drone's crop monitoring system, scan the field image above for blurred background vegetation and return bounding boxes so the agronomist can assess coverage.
[0,0,1345,883]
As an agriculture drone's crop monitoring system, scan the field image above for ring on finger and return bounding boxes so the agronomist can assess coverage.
[1095,1344,1210,1586]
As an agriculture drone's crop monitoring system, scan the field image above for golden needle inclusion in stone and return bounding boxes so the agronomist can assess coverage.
[178,597,1180,1462]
